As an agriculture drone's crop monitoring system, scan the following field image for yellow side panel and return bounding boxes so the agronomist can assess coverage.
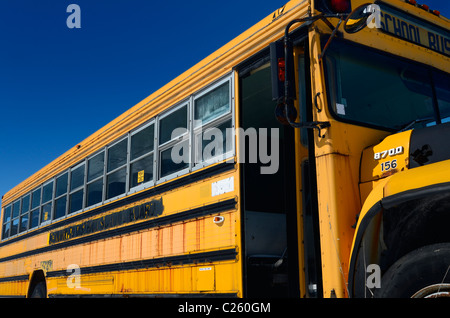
[47,261,240,296]
[192,266,215,291]
[384,159,450,196]
[0,280,28,297]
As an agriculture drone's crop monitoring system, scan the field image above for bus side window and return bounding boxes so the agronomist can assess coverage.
[193,80,233,166]
[158,104,189,179]
[130,123,154,188]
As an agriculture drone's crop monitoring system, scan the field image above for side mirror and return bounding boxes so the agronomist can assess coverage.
[344,3,376,34]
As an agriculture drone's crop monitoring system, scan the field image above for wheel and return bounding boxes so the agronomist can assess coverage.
[375,243,450,298]
[30,281,47,298]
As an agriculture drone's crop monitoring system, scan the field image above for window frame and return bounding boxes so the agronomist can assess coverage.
[157,101,191,183]
[40,179,54,226]
[2,205,11,239]
[192,76,235,171]
[19,194,30,234]
[129,119,156,193]
[105,137,129,203]
[86,150,106,210]
[69,161,86,215]
[9,199,21,237]
[29,186,42,231]
[193,77,233,129]
[54,171,69,220]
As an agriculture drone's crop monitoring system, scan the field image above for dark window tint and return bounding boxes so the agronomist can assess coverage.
[30,209,40,229]
[19,214,28,233]
[42,182,53,203]
[69,189,83,214]
[3,206,11,224]
[55,197,67,219]
[160,141,189,178]
[31,188,41,209]
[130,154,153,188]
[325,41,438,130]
[71,164,85,190]
[87,179,103,207]
[10,219,18,236]
[434,71,450,123]
[159,106,187,145]
[131,125,154,160]
[108,139,128,172]
[56,173,68,197]
[12,201,20,218]
[21,195,30,214]
[2,222,10,239]
[88,152,104,182]
[107,168,126,199]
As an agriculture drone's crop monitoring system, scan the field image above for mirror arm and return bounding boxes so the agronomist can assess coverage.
[318,16,345,61]
[318,15,337,32]
[277,5,371,135]
[283,13,345,39]
[284,103,331,138]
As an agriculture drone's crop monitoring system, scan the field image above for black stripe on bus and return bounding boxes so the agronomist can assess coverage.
[0,198,237,264]
[0,161,235,248]
[0,274,29,283]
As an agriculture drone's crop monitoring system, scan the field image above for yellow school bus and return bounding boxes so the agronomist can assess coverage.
[1,0,449,298]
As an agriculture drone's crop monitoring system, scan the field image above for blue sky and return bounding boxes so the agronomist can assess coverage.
[0,0,449,203]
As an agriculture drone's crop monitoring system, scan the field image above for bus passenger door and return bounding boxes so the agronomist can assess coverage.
[238,53,300,298]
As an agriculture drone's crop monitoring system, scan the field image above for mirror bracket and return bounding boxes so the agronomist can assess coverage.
[277,4,374,135]
[281,14,341,137]
[318,16,345,61]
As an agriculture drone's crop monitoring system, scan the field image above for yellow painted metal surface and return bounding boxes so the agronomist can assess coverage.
[1,0,450,298]
[384,159,450,196]
[0,167,242,297]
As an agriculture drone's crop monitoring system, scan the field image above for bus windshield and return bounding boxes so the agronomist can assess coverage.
[324,40,450,131]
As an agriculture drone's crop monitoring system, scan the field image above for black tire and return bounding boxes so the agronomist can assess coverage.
[30,281,47,298]
[375,243,450,298]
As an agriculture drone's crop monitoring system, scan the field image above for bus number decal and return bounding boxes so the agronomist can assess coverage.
[374,146,403,160]
[272,5,285,21]
[380,159,397,172]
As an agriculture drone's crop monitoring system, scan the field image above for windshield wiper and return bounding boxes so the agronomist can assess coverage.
[397,117,435,133]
